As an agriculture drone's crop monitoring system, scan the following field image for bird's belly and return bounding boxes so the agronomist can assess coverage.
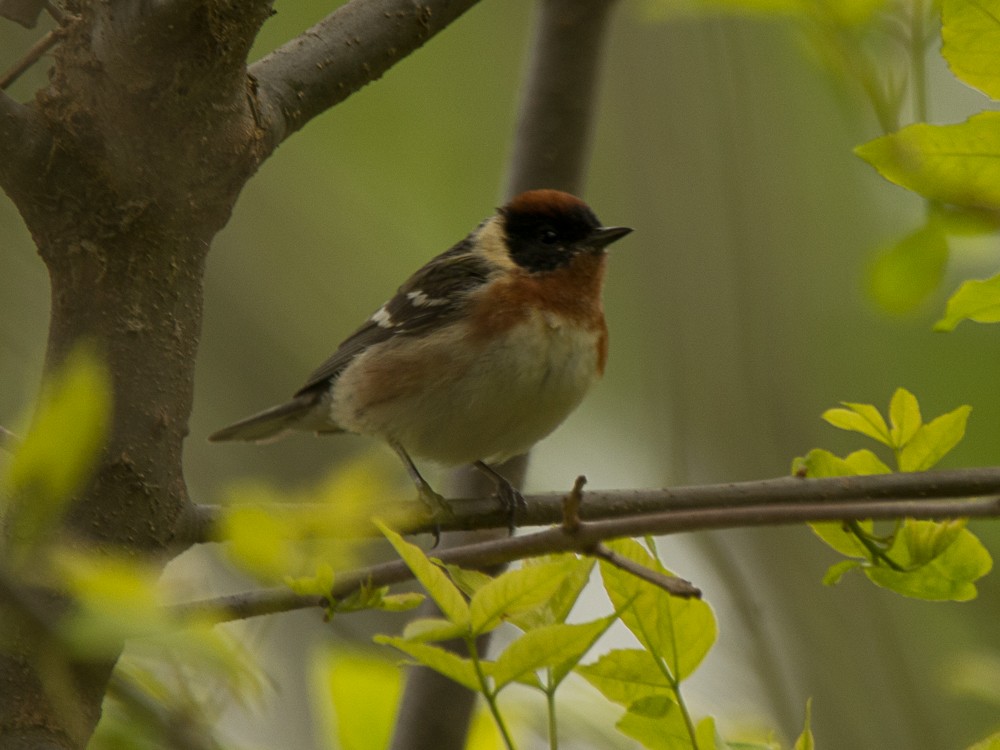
[332,315,602,465]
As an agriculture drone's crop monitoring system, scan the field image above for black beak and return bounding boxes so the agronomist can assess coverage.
[588,225,633,250]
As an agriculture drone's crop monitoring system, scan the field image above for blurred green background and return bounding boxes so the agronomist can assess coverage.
[3,1,1000,748]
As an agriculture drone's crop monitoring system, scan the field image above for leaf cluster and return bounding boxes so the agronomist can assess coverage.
[794,388,991,599]
[373,524,814,750]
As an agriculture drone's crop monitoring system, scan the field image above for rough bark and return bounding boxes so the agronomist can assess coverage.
[0,1,482,745]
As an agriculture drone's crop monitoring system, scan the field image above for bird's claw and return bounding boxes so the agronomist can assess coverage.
[416,484,452,548]
[493,478,526,535]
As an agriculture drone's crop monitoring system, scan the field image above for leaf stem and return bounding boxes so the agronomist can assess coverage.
[468,637,518,750]
[545,682,558,750]
[847,520,905,571]
[910,0,929,123]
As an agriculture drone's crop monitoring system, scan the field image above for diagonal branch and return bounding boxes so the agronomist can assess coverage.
[250,0,482,150]
[172,493,1000,624]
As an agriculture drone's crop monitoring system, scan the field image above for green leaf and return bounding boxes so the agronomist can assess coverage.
[902,518,968,567]
[375,520,469,626]
[600,539,717,682]
[794,699,815,750]
[935,273,1000,331]
[810,519,873,557]
[615,696,691,750]
[469,559,575,635]
[377,593,426,612]
[442,565,493,599]
[822,558,863,586]
[696,717,721,750]
[822,403,891,445]
[401,617,466,642]
[3,345,111,550]
[888,388,922,448]
[223,505,297,582]
[372,636,480,691]
[285,563,336,597]
[507,555,595,630]
[328,585,425,617]
[941,0,1000,99]
[966,731,1000,750]
[55,552,169,657]
[577,648,675,706]
[897,405,971,471]
[856,112,1000,211]
[316,651,401,750]
[866,223,948,315]
[795,448,891,478]
[865,520,992,600]
[492,617,612,690]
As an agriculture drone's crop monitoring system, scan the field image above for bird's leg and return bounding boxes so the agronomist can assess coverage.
[391,442,451,543]
[473,461,526,533]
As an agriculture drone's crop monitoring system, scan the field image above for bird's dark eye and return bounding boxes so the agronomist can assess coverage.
[539,228,559,245]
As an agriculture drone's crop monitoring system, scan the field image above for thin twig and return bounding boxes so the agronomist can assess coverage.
[171,494,1000,624]
[0,28,62,90]
[591,542,701,598]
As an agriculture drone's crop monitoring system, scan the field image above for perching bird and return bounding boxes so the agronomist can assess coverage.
[210,189,631,522]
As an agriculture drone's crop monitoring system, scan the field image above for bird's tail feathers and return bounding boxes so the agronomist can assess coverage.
[208,394,323,443]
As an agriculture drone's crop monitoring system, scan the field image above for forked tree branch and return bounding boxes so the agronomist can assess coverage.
[250,0,483,150]
[173,490,1000,624]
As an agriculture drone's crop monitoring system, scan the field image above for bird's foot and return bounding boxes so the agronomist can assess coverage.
[415,481,453,548]
[473,461,526,534]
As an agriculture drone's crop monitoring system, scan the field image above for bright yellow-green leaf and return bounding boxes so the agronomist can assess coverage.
[469,559,575,635]
[373,636,480,691]
[794,699,815,750]
[795,448,891,479]
[508,554,595,630]
[935,273,1000,331]
[856,112,1000,211]
[577,648,675,706]
[942,0,1000,99]
[889,388,922,448]
[55,552,168,656]
[377,593,425,612]
[615,696,691,750]
[810,518,873,557]
[866,521,992,600]
[285,562,336,597]
[966,731,1000,750]
[443,565,493,599]
[900,518,967,566]
[3,345,111,549]
[822,558,863,586]
[822,403,891,444]
[312,650,401,750]
[695,717,721,750]
[492,617,612,690]
[402,617,466,643]
[866,223,948,315]
[222,505,297,582]
[376,520,469,626]
[600,539,717,682]
[897,405,971,471]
